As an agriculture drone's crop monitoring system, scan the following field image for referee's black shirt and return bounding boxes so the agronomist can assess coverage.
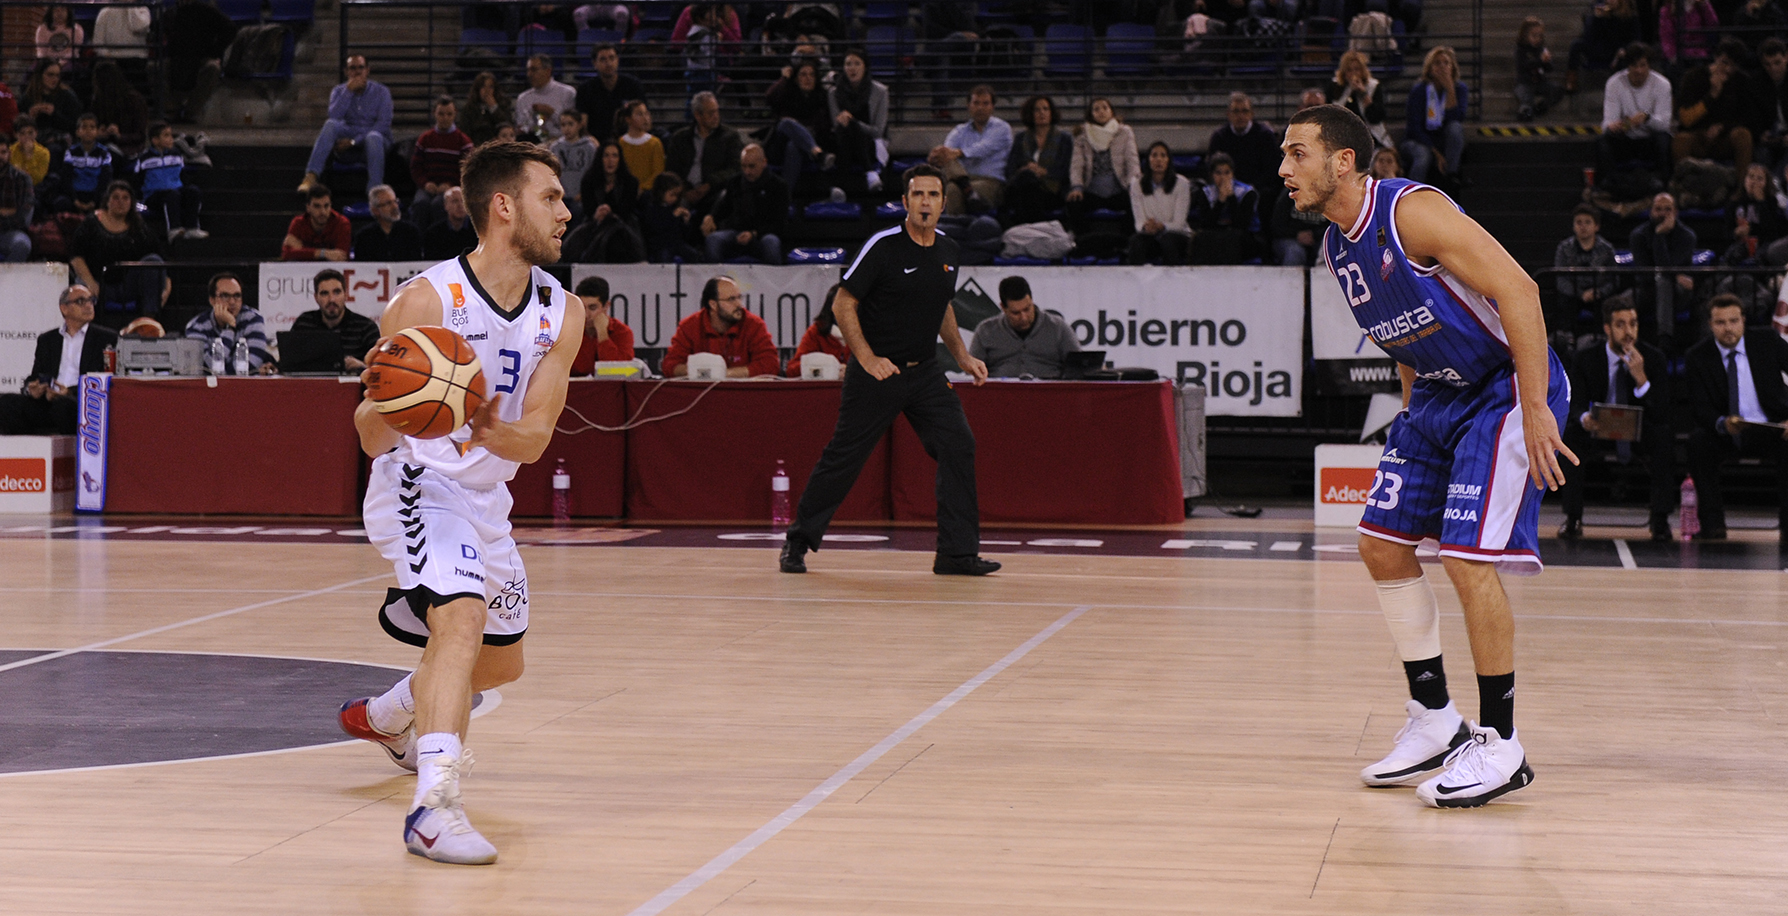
[840,225,962,365]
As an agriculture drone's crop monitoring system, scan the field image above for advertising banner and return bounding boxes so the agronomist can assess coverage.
[256,261,434,333]
[75,373,110,512]
[1310,267,1399,395]
[0,262,74,391]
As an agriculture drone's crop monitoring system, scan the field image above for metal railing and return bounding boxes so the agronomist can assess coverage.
[0,0,172,125]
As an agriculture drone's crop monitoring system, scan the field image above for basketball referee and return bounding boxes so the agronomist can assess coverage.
[780,164,1000,576]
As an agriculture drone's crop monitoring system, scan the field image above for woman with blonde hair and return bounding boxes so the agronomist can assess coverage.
[1325,50,1390,148]
[1400,46,1468,186]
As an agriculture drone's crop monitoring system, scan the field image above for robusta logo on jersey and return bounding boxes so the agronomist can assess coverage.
[1368,305,1439,348]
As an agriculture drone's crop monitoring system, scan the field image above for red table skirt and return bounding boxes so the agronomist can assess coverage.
[508,380,626,518]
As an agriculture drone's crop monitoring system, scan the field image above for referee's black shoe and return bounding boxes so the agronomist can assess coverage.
[779,535,809,573]
[934,554,1000,576]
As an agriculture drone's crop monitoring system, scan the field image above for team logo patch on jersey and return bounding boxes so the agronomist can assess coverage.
[448,284,469,327]
[1380,248,1394,280]
[534,311,555,349]
[1375,227,1386,248]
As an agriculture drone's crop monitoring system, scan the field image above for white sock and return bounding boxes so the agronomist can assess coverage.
[1374,575,1442,661]
[367,674,415,736]
[413,732,464,808]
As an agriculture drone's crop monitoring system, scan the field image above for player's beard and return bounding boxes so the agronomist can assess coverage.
[1293,166,1337,214]
[512,211,562,266]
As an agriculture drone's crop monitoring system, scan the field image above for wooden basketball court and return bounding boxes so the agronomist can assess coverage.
[1,527,1784,915]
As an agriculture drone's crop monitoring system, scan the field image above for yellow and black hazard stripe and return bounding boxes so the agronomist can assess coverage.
[1475,124,1600,138]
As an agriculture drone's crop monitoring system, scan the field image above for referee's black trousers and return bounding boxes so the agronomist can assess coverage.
[791,358,980,557]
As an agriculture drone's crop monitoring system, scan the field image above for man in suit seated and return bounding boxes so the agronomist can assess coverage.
[0,284,116,435]
[1559,298,1676,542]
[1684,293,1788,540]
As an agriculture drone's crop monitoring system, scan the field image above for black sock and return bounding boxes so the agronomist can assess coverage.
[1403,655,1449,710]
[1477,672,1515,739]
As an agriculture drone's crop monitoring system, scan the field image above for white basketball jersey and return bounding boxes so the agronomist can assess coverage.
[389,255,569,488]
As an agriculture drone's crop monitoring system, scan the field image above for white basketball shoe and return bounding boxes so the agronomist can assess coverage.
[1360,699,1469,787]
[1416,722,1534,808]
[403,751,498,865]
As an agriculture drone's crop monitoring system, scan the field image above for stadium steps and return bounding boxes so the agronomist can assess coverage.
[1454,137,1594,268]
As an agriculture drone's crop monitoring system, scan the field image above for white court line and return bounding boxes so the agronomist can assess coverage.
[0,573,390,676]
[1613,539,1638,570]
[623,605,1093,916]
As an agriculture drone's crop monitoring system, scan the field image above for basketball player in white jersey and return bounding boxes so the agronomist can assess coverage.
[338,141,581,865]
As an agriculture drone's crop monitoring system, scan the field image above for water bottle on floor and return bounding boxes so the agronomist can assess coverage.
[1679,477,1699,541]
[771,460,791,532]
[552,459,571,527]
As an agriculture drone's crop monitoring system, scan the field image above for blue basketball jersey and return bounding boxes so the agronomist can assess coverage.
[1322,177,1511,388]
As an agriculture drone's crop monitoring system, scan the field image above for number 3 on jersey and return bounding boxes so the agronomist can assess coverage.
[494,349,520,394]
[1336,262,1373,307]
[1366,469,1402,510]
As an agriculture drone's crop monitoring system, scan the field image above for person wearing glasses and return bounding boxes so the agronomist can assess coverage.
[660,275,780,378]
[297,55,392,194]
[0,283,116,434]
[182,271,274,375]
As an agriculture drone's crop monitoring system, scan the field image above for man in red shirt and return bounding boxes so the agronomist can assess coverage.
[569,274,636,375]
[410,95,474,231]
[661,275,780,377]
[281,184,351,260]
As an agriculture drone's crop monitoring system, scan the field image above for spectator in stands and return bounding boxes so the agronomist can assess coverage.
[1600,43,1674,185]
[283,184,351,261]
[1567,0,1641,93]
[0,155,33,262]
[701,143,787,264]
[462,72,514,146]
[1673,39,1753,173]
[569,275,637,375]
[134,121,205,240]
[1067,97,1136,233]
[1733,0,1788,40]
[1553,204,1619,335]
[0,78,16,140]
[552,110,598,223]
[89,60,147,154]
[829,49,888,194]
[1752,39,1788,170]
[1208,92,1280,203]
[297,55,392,194]
[683,2,723,97]
[35,5,83,69]
[184,272,273,375]
[574,42,643,145]
[1370,146,1403,179]
[52,115,114,215]
[672,1,740,44]
[0,285,113,436]
[1126,142,1191,266]
[70,181,166,325]
[1684,293,1788,540]
[1558,297,1677,542]
[615,99,664,189]
[766,59,836,198]
[931,84,1012,215]
[1003,95,1073,227]
[1659,0,1719,72]
[21,60,80,142]
[970,275,1081,379]
[1271,180,1327,268]
[163,0,235,124]
[92,0,152,85]
[290,268,379,370]
[1189,152,1261,265]
[661,275,780,377]
[8,118,47,187]
[567,139,644,262]
[1629,191,1697,341]
[410,94,473,231]
[1733,162,1788,260]
[354,184,423,261]
[1327,51,1391,148]
[424,186,478,260]
[517,54,577,142]
[786,284,850,377]
[640,172,705,263]
[664,91,743,218]
[1516,17,1564,122]
[1402,47,1469,186]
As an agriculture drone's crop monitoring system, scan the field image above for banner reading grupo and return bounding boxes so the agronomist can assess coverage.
[257,261,435,333]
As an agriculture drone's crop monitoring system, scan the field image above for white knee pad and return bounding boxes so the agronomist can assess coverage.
[1374,575,1442,661]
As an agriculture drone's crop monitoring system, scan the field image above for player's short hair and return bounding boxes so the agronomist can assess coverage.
[1571,203,1600,224]
[1707,292,1745,315]
[591,41,617,61]
[998,276,1031,305]
[461,140,562,234]
[307,182,333,202]
[207,271,243,299]
[1286,104,1375,175]
[575,275,610,302]
[1601,297,1636,325]
[314,268,347,291]
[701,275,736,310]
[902,162,944,192]
[434,94,455,111]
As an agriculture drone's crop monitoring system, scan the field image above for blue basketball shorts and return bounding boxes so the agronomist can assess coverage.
[1357,355,1570,575]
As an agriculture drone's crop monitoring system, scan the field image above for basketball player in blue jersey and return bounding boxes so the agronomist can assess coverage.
[340,141,582,863]
[1280,106,1576,808]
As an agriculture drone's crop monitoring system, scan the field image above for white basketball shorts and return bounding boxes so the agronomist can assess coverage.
[363,454,529,648]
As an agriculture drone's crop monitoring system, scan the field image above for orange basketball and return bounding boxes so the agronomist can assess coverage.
[364,326,487,439]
